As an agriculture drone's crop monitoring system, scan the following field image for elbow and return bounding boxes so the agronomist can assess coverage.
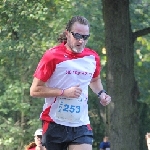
[30,87,36,97]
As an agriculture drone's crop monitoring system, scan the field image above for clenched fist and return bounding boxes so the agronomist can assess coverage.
[63,85,82,98]
[99,93,111,106]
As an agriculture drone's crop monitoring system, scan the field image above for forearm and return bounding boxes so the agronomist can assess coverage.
[89,77,104,95]
[30,78,82,98]
[90,76,111,106]
[30,85,62,98]
[30,77,63,98]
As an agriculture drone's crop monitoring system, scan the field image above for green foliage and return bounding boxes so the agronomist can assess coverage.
[134,35,150,104]
[130,1,150,149]
[0,0,150,149]
[0,0,105,149]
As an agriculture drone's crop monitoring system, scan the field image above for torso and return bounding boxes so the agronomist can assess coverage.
[34,43,100,127]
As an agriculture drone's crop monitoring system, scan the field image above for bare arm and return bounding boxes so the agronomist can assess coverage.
[89,75,111,106]
[30,77,82,98]
[30,77,62,98]
[89,75,103,94]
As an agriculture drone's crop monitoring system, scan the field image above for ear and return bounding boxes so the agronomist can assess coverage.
[65,29,69,38]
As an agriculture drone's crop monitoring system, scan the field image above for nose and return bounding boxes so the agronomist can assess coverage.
[78,38,84,43]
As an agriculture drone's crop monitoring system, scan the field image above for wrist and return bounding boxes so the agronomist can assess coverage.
[98,90,107,97]
[59,89,64,96]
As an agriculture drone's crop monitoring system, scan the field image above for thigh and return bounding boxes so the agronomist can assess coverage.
[68,144,92,150]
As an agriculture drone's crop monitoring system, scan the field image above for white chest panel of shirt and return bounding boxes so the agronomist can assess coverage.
[47,55,96,89]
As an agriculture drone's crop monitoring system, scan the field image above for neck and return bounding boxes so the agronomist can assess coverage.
[65,43,74,52]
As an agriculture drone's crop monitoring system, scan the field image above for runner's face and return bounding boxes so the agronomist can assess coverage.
[66,22,89,53]
[34,135,42,146]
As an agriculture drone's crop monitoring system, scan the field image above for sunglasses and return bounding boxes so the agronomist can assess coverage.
[37,135,42,139]
[70,32,90,40]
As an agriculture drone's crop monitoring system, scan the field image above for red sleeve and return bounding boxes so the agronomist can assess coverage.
[33,50,55,82]
[93,53,101,78]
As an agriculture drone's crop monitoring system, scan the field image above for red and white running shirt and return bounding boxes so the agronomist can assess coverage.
[33,42,101,127]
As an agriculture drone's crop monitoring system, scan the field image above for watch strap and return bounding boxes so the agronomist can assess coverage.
[98,90,107,97]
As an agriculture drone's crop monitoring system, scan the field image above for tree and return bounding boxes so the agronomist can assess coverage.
[0,0,150,149]
[102,0,150,149]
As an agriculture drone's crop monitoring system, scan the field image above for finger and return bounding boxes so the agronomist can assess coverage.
[100,100,106,106]
[75,88,82,94]
[101,103,107,106]
[100,98,106,103]
[105,95,111,100]
[100,99,111,106]
[100,93,106,99]
[106,101,110,105]
[105,100,111,105]
[74,89,81,97]
[106,99,111,105]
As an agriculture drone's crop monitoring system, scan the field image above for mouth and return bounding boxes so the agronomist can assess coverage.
[76,44,81,46]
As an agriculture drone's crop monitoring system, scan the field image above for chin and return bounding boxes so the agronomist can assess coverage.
[72,48,83,53]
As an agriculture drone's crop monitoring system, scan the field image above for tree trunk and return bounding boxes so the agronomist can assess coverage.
[102,0,139,149]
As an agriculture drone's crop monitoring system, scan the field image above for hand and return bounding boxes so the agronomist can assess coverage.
[99,93,111,106]
[35,146,45,150]
[35,146,42,150]
[63,85,82,98]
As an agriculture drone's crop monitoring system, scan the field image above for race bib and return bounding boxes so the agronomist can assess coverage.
[55,97,84,123]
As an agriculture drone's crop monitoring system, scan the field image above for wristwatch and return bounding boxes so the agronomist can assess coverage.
[98,90,107,97]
